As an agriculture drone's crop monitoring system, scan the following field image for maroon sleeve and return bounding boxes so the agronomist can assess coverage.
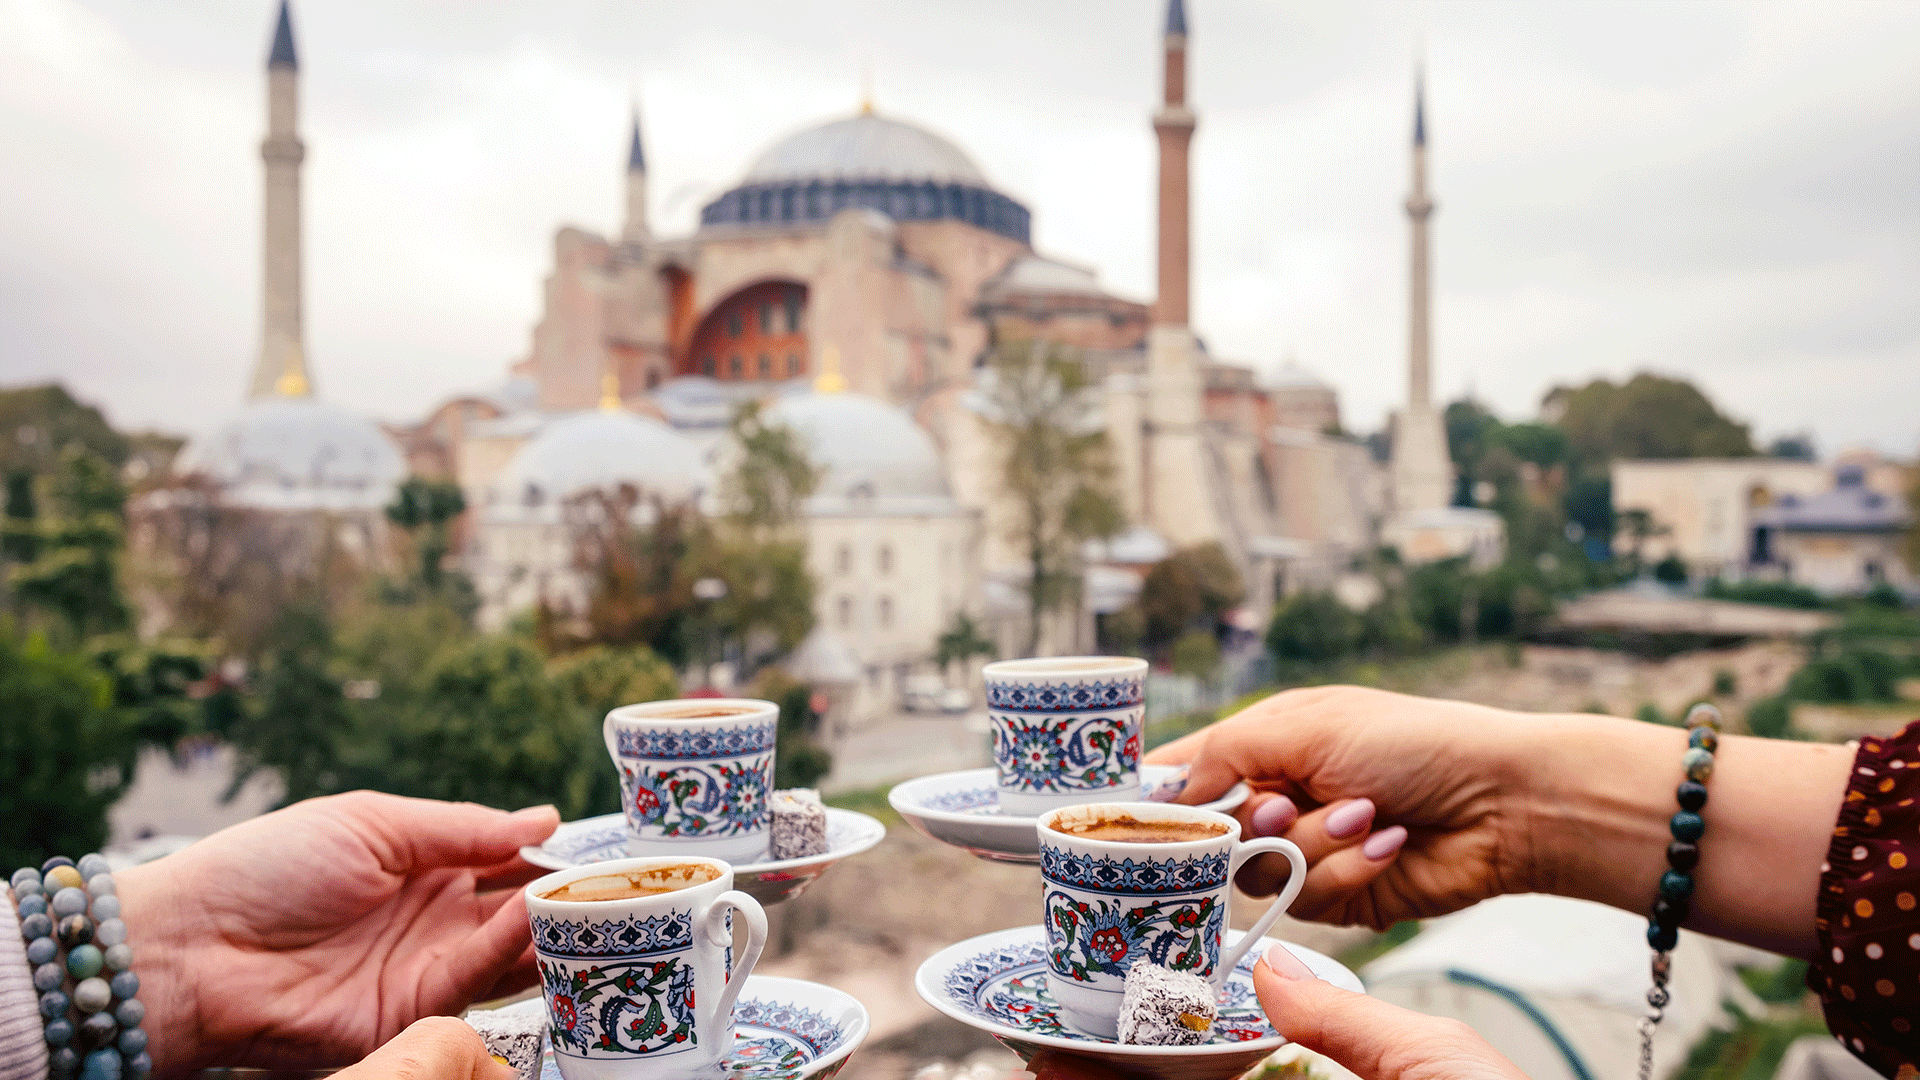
[1809,719,1920,1078]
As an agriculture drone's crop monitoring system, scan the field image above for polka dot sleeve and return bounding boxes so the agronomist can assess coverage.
[1810,720,1920,1078]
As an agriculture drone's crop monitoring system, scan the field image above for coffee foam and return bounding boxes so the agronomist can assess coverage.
[644,706,756,719]
[539,862,719,902]
[1043,805,1231,845]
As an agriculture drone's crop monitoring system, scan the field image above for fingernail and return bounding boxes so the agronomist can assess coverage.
[1324,798,1375,839]
[1144,767,1189,803]
[511,805,558,821]
[1361,825,1407,861]
[1263,941,1315,980]
[1250,796,1298,837]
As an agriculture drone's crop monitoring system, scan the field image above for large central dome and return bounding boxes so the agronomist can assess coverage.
[702,110,1030,244]
[744,113,988,186]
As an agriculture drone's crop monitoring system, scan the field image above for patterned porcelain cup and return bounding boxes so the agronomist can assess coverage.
[527,856,768,1080]
[604,698,778,865]
[983,656,1148,817]
[1037,802,1308,1040]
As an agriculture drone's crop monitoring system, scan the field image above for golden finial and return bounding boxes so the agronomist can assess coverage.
[600,369,622,412]
[813,346,847,394]
[860,65,874,116]
[274,344,310,397]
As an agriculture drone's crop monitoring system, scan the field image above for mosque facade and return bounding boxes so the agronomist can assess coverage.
[175,1,1486,724]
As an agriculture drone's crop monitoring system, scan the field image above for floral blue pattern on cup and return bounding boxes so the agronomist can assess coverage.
[605,701,780,864]
[982,658,1148,817]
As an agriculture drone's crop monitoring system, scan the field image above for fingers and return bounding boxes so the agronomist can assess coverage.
[1288,830,1408,925]
[476,942,540,1004]
[324,792,561,874]
[439,889,537,1011]
[1236,797,1375,896]
[332,1017,515,1080]
[1254,943,1526,1080]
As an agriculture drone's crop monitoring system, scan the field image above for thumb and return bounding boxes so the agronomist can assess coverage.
[1254,943,1526,1080]
[334,1017,516,1080]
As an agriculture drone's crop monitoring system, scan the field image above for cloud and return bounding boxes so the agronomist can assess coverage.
[0,0,1913,459]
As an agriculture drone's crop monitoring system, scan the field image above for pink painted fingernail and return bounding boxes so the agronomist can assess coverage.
[1324,798,1375,839]
[1144,767,1189,803]
[1250,796,1298,837]
[1263,941,1316,980]
[1361,825,1408,861]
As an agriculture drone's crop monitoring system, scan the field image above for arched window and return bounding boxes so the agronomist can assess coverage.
[729,355,742,378]
[700,355,715,376]
[835,543,852,575]
[837,596,852,629]
[787,353,802,377]
[758,354,771,379]
[878,596,892,629]
[878,545,893,574]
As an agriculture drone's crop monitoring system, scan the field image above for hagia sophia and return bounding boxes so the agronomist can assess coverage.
[172,0,1502,725]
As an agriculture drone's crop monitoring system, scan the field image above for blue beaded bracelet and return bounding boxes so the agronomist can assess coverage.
[10,854,148,1080]
[1634,702,1721,1080]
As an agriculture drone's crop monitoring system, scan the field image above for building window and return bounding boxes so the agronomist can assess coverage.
[878,545,892,574]
[787,353,802,376]
[878,596,892,628]
[726,311,743,338]
[785,291,804,332]
[758,354,771,379]
[729,355,742,377]
[760,304,775,333]
[835,544,852,575]
[700,355,715,377]
[837,596,852,629]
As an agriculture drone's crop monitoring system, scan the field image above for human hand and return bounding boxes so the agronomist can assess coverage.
[1146,686,1541,928]
[330,1017,517,1080]
[1254,941,1527,1080]
[119,791,560,1076]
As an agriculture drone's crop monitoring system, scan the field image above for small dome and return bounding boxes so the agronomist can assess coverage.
[188,396,404,511]
[762,391,949,501]
[1268,361,1330,390]
[498,409,708,506]
[745,113,987,186]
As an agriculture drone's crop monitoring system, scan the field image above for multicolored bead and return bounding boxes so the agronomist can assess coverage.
[34,962,66,992]
[1687,726,1718,752]
[80,1047,121,1080]
[27,936,58,966]
[76,1013,116,1050]
[49,1045,78,1080]
[20,912,53,941]
[40,989,71,1020]
[16,893,48,918]
[108,972,138,1000]
[46,865,84,891]
[103,943,132,973]
[58,913,94,949]
[67,943,104,980]
[1684,703,1722,731]
[1670,810,1706,843]
[45,1019,74,1048]
[73,978,112,1014]
[1681,747,1714,782]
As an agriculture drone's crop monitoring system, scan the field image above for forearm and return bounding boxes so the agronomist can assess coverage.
[1518,713,1849,959]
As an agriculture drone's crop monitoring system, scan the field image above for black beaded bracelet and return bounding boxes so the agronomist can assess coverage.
[10,854,148,1080]
[1635,702,1720,1080]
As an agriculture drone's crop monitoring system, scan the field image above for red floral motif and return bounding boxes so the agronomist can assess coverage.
[1122,734,1141,763]
[632,787,660,816]
[1090,927,1129,962]
[552,995,578,1031]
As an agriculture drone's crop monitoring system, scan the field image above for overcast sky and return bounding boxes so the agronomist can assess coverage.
[2,0,1916,457]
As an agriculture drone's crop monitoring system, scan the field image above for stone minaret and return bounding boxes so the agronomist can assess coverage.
[622,105,649,244]
[1153,0,1193,328]
[1142,0,1224,549]
[248,0,312,399]
[1389,68,1454,512]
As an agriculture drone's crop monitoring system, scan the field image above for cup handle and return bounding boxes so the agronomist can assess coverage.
[700,890,767,1029]
[1216,837,1308,980]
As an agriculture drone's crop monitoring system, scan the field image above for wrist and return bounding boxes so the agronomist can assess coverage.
[116,863,207,1077]
[1515,713,1681,910]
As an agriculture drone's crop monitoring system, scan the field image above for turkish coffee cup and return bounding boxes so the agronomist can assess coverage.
[527,856,768,1080]
[1037,801,1307,1040]
[982,656,1148,817]
[603,698,778,865]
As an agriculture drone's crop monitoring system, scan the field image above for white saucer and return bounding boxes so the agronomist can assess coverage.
[476,974,870,1080]
[519,808,887,905]
[888,765,1251,864]
[915,926,1361,1080]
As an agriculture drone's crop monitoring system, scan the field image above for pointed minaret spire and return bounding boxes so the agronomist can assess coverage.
[621,101,650,244]
[249,0,310,399]
[1387,62,1453,514]
[1413,66,1427,148]
[268,0,298,70]
[1153,0,1195,327]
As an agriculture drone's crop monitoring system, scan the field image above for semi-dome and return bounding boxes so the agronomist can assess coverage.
[762,390,950,502]
[496,409,708,507]
[188,396,405,511]
[701,111,1030,244]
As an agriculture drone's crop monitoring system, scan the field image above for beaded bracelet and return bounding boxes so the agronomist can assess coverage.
[1635,702,1720,1080]
[9,854,148,1080]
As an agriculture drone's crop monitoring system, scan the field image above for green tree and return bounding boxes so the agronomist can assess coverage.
[1170,630,1222,681]
[752,668,832,790]
[0,631,135,868]
[979,341,1126,654]
[0,384,130,478]
[1266,591,1362,666]
[934,611,998,675]
[1139,542,1244,649]
[11,449,132,641]
[1544,373,1756,462]
[386,476,467,590]
[722,402,821,540]
[550,645,680,816]
[226,601,353,804]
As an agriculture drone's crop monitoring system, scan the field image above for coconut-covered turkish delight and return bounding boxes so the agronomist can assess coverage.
[769,788,829,860]
[1117,962,1217,1046]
